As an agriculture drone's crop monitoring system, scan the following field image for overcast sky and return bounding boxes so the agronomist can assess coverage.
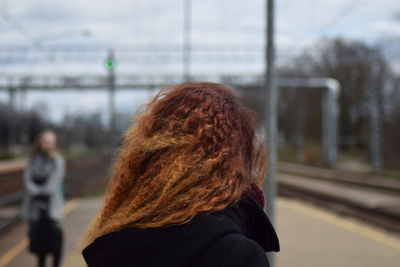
[1,0,400,122]
[1,0,400,48]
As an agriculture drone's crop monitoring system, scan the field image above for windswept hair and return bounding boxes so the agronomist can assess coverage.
[82,82,267,247]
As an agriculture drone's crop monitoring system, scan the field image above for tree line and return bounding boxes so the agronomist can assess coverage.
[278,38,400,169]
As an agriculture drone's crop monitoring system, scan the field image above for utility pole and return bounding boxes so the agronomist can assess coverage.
[370,87,383,170]
[19,78,29,146]
[264,0,277,266]
[105,49,117,143]
[183,0,191,81]
[8,86,17,153]
[369,63,383,170]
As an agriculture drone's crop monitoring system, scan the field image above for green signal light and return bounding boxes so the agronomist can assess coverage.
[105,59,116,70]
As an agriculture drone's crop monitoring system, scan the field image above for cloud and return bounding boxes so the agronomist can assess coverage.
[368,20,400,37]
[2,0,400,54]
[20,2,82,23]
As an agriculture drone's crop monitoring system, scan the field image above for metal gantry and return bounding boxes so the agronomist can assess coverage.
[0,73,341,166]
[278,77,340,166]
[0,44,265,65]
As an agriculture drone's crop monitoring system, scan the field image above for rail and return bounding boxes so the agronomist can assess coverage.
[278,162,400,233]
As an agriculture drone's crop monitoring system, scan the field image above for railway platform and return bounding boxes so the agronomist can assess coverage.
[0,195,399,267]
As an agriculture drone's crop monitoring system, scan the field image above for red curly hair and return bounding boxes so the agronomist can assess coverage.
[82,82,267,246]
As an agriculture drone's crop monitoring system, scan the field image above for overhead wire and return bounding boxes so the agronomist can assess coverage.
[320,0,372,36]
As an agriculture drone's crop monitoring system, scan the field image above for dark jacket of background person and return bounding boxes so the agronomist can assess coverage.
[82,195,279,267]
[21,153,65,222]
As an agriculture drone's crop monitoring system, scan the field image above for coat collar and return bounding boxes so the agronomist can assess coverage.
[218,194,280,252]
[83,193,280,266]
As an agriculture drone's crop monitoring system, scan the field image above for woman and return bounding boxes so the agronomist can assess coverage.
[82,82,279,267]
[21,130,65,267]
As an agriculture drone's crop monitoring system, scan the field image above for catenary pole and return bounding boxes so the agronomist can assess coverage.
[106,49,116,143]
[264,0,277,266]
[183,0,191,81]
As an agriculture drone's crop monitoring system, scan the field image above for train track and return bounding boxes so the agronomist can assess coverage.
[278,162,400,234]
[0,153,112,234]
[279,162,400,193]
[1,158,399,235]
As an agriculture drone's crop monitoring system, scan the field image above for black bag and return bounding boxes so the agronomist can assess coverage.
[28,219,63,255]
[28,195,62,255]
[32,175,48,186]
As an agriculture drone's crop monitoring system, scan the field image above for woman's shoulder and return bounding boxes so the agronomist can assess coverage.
[197,232,269,267]
[52,153,65,164]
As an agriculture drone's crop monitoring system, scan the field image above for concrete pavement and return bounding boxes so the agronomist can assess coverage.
[1,196,399,267]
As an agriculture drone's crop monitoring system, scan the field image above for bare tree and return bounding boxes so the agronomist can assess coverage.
[279,38,398,168]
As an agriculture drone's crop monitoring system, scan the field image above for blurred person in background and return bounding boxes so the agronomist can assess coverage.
[81,82,279,267]
[21,130,65,267]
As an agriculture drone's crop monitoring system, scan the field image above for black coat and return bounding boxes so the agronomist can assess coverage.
[82,195,280,267]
